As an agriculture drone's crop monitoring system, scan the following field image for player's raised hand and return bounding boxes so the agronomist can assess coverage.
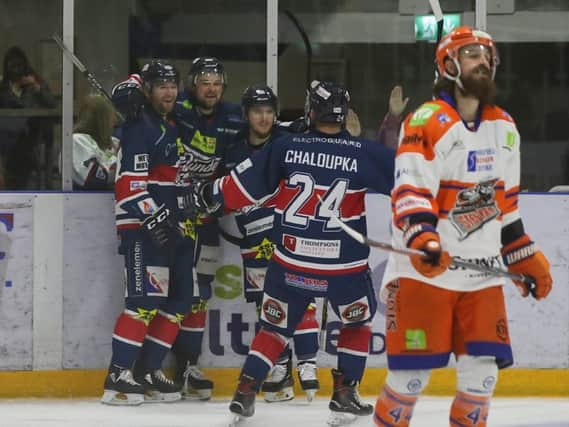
[388,85,409,117]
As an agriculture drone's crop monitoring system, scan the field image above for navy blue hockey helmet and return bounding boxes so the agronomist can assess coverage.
[305,80,350,125]
[241,84,279,116]
[188,57,227,87]
[140,60,179,90]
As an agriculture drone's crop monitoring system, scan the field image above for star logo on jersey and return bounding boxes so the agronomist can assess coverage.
[182,218,196,239]
[134,308,158,326]
[252,237,274,260]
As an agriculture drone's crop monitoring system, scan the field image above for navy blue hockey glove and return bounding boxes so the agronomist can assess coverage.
[142,205,182,248]
[111,74,146,122]
[182,180,224,218]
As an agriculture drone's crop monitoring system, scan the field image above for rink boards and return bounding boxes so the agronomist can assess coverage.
[0,192,567,397]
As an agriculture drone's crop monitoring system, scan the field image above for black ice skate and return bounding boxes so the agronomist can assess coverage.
[101,365,144,406]
[327,369,373,426]
[297,361,320,402]
[138,369,182,403]
[180,362,214,401]
[261,358,294,402]
[229,374,257,426]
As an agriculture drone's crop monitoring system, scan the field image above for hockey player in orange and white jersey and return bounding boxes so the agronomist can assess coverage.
[373,26,553,427]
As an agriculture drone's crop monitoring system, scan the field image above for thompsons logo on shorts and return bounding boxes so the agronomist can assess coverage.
[262,298,286,325]
[449,179,499,240]
[282,234,341,259]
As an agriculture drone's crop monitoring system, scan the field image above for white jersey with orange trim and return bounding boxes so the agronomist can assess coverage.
[382,95,521,292]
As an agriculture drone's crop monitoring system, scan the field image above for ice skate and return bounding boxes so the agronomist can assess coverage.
[261,359,294,402]
[297,361,320,402]
[101,365,144,406]
[180,363,214,401]
[229,374,256,425]
[138,369,182,403]
[327,369,373,426]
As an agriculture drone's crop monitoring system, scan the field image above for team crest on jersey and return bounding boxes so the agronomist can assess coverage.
[261,297,287,326]
[449,179,499,240]
[176,147,221,181]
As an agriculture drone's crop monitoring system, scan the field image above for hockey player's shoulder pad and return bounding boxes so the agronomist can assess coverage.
[399,100,459,158]
[481,104,517,126]
[111,74,146,122]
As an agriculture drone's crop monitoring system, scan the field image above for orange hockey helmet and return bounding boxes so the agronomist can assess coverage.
[435,26,499,82]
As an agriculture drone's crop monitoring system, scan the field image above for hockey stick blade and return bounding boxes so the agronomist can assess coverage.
[53,33,125,123]
[329,214,537,297]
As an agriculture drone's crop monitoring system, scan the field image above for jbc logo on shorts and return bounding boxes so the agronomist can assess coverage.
[262,299,286,324]
[342,301,368,323]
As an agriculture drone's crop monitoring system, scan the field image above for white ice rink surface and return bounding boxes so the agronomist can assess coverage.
[0,397,567,427]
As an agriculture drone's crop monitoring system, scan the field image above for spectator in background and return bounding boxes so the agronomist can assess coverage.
[376,85,409,149]
[0,46,55,108]
[72,94,118,190]
[0,46,56,188]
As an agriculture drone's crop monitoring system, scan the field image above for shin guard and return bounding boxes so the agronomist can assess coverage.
[374,385,418,427]
[450,391,490,426]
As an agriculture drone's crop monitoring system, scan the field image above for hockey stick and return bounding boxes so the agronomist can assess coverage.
[319,297,328,349]
[428,0,445,46]
[328,214,537,297]
[52,33,125,123]
[283,10,312,89]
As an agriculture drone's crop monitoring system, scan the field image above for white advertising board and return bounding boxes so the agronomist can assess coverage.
[0,195,34,370]
[1,193,567,370]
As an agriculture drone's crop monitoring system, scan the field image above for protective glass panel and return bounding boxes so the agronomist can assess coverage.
[0,0,62,190]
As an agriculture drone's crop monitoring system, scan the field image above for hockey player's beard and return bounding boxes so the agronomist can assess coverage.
[460,66,496,106]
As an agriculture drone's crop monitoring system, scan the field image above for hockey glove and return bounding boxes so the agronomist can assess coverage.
[182,180,224,218]
[501,235,552,300]
[142,204,182,248]
[111,74,146,122]
[404,223,451,278]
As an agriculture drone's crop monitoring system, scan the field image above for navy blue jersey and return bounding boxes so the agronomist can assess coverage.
[222,128,289,267]
[173,93,245,181]
[115,106,188,234]
[218,128,395,276]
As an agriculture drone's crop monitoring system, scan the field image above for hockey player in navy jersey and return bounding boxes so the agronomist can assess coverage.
[223,84,320,402]
[170,57,246,399]
[189,80,395,425]
[102,60,196,405]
